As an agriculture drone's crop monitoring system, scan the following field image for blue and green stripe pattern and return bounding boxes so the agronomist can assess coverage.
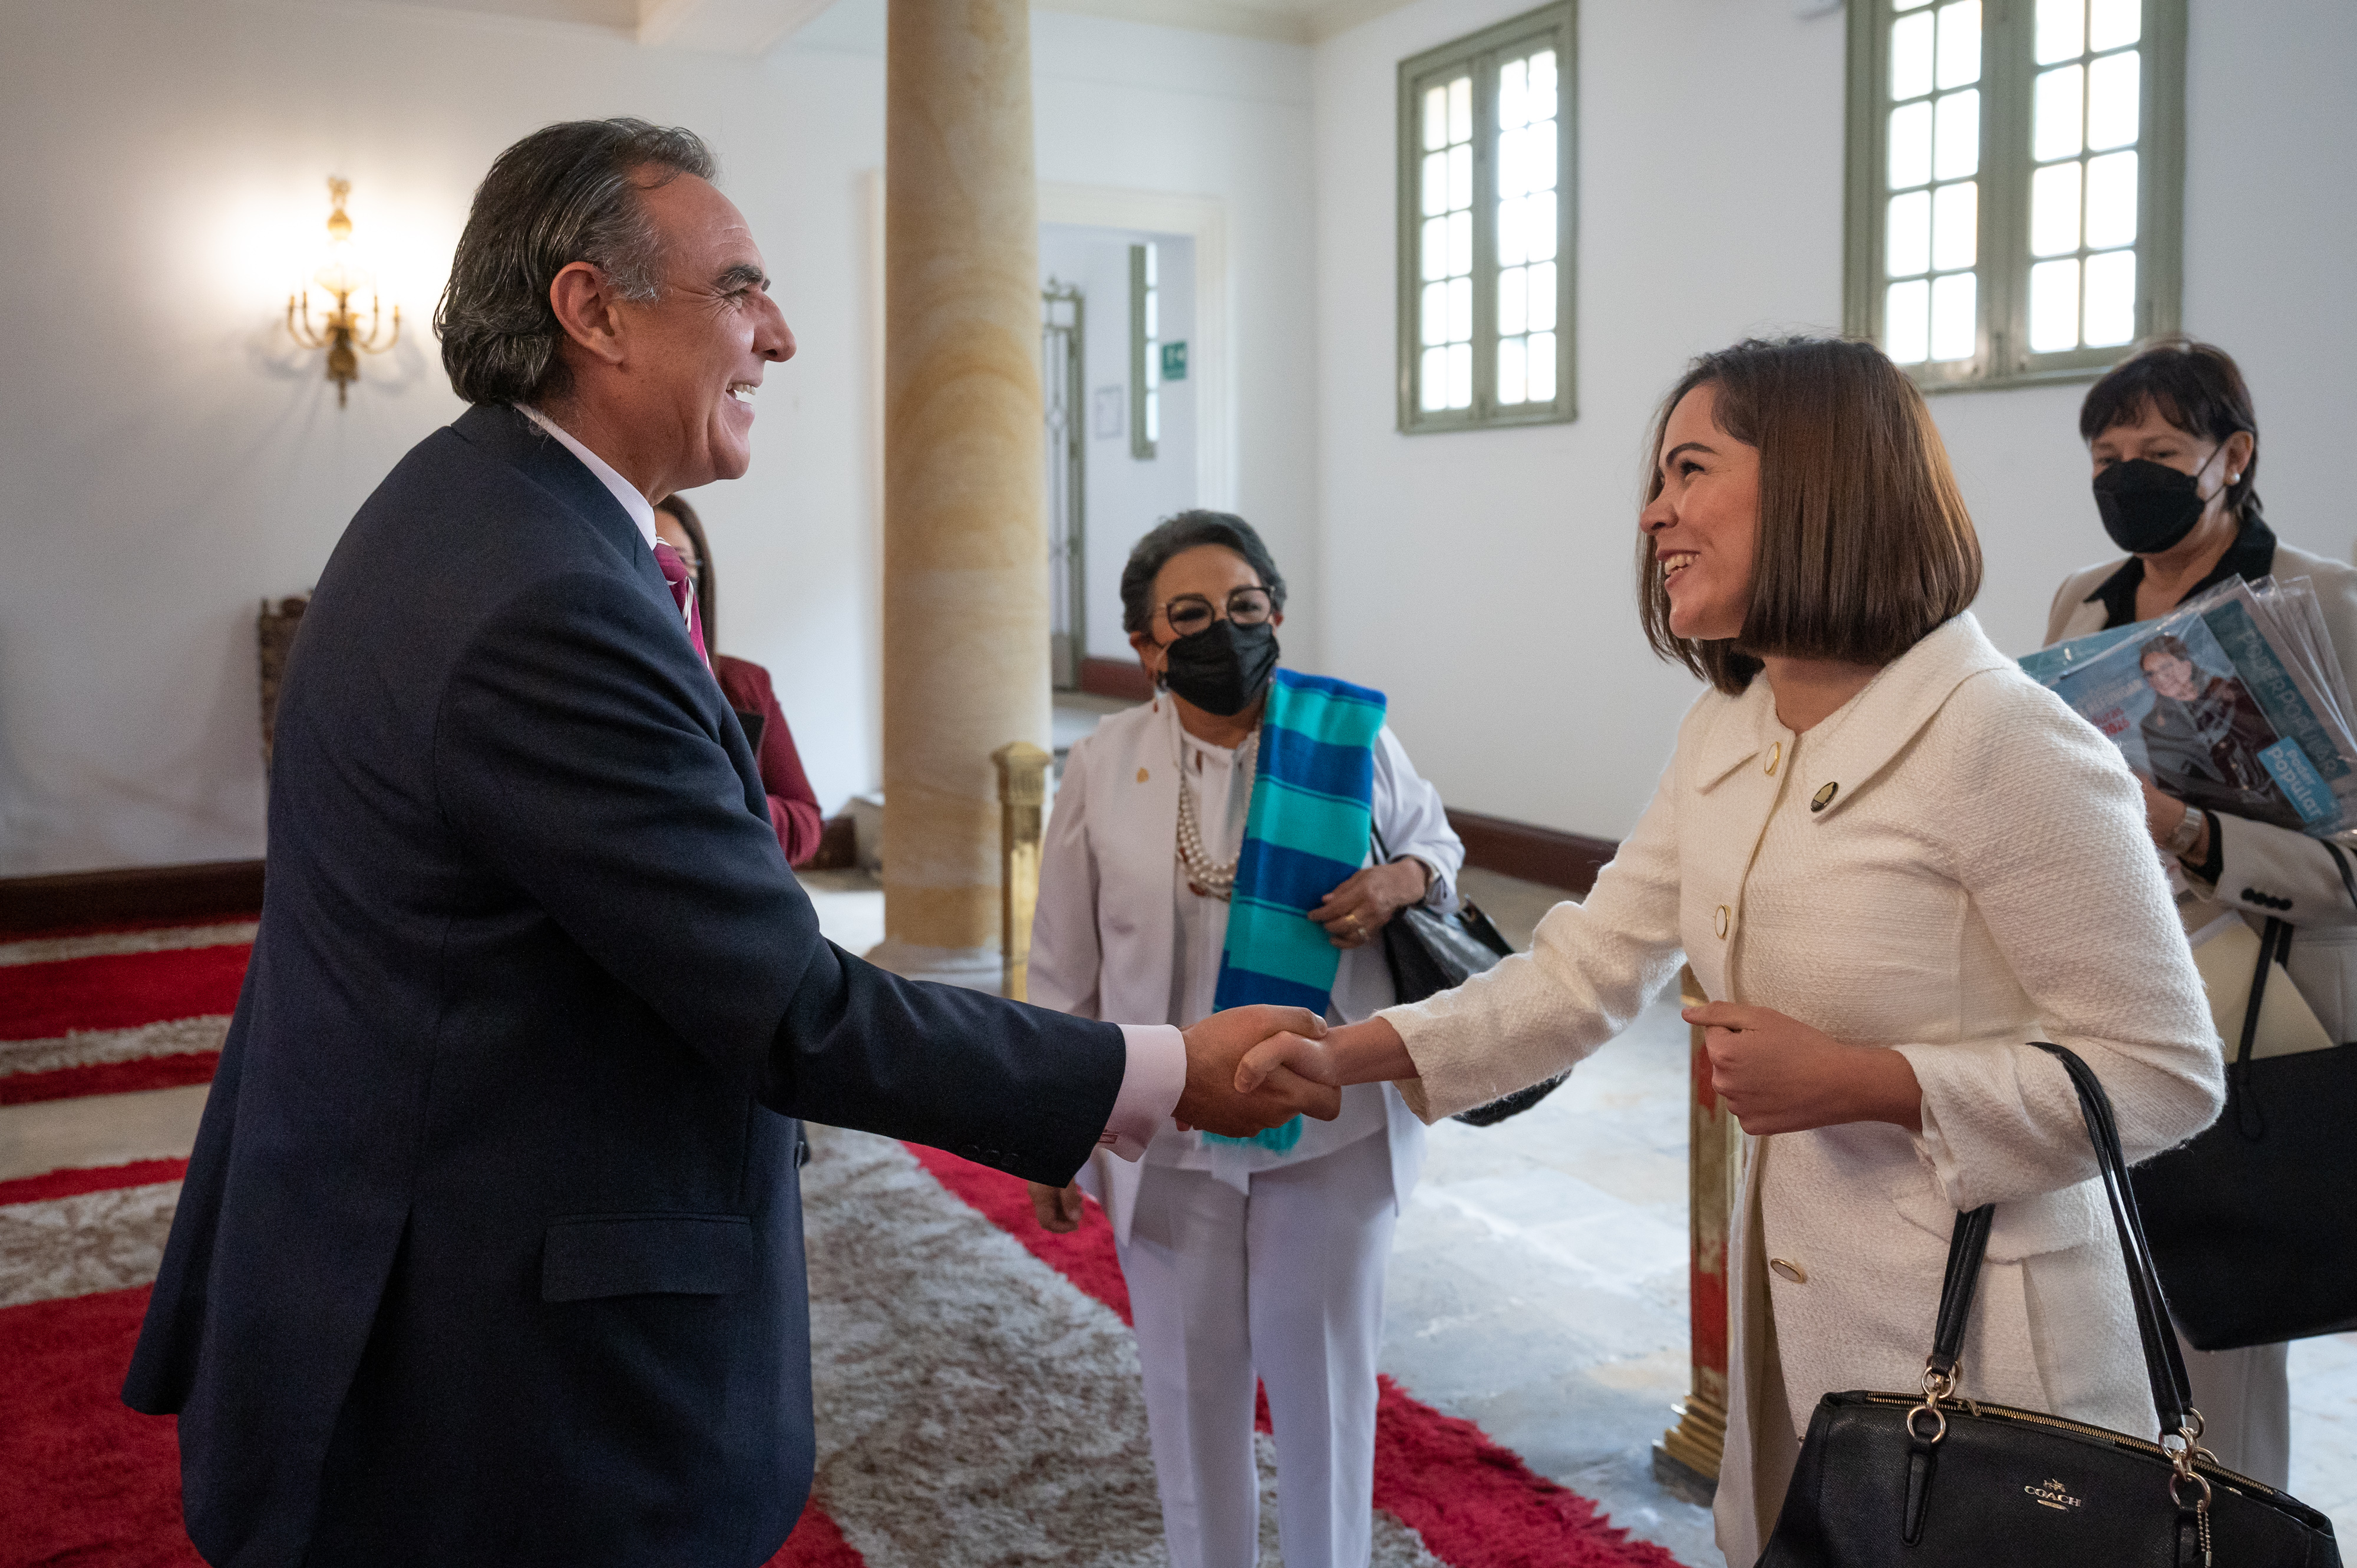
[1203,668,1386,1153]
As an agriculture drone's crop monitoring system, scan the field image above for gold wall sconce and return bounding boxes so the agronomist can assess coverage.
[287,177,400,406]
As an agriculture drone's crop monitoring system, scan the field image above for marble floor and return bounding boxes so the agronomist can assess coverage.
[8,858,2352,1563]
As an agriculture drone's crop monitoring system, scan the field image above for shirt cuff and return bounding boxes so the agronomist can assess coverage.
[1100,1024,1187,1161]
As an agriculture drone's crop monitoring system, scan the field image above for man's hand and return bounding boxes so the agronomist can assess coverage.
[1177,1006,1341,1137]
[1684,1002,1923,1135]
[1028,1181,1085,1233]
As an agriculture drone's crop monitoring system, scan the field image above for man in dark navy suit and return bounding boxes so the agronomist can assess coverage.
[123,119,1333,1568]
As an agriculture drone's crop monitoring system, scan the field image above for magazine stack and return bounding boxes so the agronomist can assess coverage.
[2019,576,2357,837]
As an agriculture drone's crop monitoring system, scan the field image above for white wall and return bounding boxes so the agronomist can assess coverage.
[0,0,1316,876]
[1312,0,2357,843]
[1039,225,1199,661]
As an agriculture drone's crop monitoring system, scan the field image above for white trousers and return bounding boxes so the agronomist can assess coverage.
[2177,1328,2290,1489]
[1115,1128,1399,1568]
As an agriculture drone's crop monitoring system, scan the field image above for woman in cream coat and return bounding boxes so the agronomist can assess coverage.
[2044,337,2357,1487]
[1027,511,1464,1568]
[1239,338,2224,1566]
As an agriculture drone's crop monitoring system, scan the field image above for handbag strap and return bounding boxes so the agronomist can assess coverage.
[2323,838,2357,910]
[1925,1047,2194,1439]
[2237,917,2287,1072]
[2028,1043,2197,1438]
[1926,1203,1994,1387]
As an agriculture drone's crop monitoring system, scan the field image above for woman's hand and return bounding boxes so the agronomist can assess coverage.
[1308,859,1432,949]
[1028,1181,1085,1233]
[1235,1016,1417,1094]
[1683,1003,1924,1135]
[2137,775,2211,863]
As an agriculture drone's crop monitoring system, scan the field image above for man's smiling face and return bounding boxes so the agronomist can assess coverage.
[615,172,794,492]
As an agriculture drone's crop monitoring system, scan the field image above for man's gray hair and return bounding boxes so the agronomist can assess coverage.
[435,118,716,407]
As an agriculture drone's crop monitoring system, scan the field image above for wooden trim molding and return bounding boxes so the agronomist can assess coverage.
[1077,658,1154,703]
[0,859,267,934]
[1445,808,1615,896]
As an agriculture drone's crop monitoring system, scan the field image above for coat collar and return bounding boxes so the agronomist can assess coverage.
[1690,614,2015,817]
[451,403,653,573]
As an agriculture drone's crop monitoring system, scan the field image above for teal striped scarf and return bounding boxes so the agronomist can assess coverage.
[1202,669,1387,1154]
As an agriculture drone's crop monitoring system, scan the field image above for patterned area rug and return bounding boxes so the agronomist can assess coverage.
[0,922,1688,1568]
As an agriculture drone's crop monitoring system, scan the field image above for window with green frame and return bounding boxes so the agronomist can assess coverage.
[1397,2,1577,433]
[1844,0,2185,390]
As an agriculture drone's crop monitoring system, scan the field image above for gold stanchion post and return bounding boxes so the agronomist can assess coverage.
[993,742,1051,1000]
[1654,963,1739,1504]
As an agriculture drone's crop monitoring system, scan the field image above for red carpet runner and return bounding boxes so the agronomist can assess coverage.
[1,922,1686,1568]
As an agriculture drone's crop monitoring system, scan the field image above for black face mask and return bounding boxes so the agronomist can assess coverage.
[1160,619,1279,717]
[2094,450,2224,556]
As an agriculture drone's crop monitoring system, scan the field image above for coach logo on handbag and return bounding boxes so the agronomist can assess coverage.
[2023,1478,2082,1512]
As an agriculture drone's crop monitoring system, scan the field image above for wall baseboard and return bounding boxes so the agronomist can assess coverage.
[1445,808,1615,896]
[1076,658,1153,702]
[0,859,267,934]
[0,816,1612,930]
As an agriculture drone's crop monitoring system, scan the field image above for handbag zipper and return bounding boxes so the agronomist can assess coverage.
[1854,1392,2280,1498]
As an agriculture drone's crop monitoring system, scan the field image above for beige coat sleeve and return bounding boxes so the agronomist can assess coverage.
[1027,737,1102,1019]
[1892,672,2224,1211]
[1378,749,1687,1122]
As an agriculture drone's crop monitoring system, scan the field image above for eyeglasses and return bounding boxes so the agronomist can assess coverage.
[1158,587,1273,638]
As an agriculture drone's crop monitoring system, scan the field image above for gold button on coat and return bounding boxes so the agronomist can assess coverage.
[1137,768,1150,783]
[1811,781,1838,813]
[1714,905,1731,939]
[1770,1258,1808,1284]
[1764,741,1782,777]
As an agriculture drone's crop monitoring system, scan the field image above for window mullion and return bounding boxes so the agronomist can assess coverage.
[1471,49,1498,420]
[1983,0,2028,378]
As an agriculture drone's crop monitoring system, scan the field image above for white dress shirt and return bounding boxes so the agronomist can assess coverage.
[515,402,1187,1159]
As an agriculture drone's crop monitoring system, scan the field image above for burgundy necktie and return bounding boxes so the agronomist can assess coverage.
[651,541,711,668]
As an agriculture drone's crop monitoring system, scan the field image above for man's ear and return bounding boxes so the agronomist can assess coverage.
[548,261,629,370]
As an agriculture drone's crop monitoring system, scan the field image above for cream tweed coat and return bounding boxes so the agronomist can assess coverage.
[1381,614,2224,1565]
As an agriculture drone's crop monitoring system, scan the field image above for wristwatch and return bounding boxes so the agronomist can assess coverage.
[2163,805,2207,859]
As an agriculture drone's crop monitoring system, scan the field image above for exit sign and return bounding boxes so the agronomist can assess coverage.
[1160,341,1188,381]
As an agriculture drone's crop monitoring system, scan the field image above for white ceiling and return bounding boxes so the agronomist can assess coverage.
[363,0,1414,51]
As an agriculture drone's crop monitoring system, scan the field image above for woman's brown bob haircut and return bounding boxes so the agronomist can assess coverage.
[1637,336,1983,695]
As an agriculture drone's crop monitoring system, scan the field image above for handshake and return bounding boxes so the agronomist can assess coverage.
[1171,1003,1351,1139]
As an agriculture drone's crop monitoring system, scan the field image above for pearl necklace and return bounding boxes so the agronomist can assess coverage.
[1176,728,1258,901]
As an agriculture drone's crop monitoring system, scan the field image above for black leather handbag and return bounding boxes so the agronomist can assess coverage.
[2132,913,2357,1351]
[1364,828,1559,1126]
[1758,1043,2342,1568]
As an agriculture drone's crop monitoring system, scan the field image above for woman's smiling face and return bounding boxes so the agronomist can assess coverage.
[1641,381,1761,644]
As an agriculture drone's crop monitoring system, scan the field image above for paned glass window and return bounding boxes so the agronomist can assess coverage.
[1398,4,1577,433]
[1846,0,2183,389]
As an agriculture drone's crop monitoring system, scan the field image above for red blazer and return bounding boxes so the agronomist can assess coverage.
[713,653,825,866]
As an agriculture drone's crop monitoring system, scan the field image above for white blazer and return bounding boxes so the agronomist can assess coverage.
[1029,692,1466,1246]
[1378,615,2224,1563]
[2048,536,2357,1041]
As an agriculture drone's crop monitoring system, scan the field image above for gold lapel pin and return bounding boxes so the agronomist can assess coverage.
[1811,782,1838,813]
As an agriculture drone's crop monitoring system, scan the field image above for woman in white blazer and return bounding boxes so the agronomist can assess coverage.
[1237,338,2224,1566]
[2043,337,2357,1488]
[1026,510,1464,1568]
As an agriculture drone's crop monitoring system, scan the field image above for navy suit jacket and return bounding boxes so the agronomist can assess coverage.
[123,405,1127,1567]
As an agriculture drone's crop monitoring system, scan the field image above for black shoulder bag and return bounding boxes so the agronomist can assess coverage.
[2130,848,2357,1349]
[1758,1044,2342,1568]
[1367,827,1564,1127]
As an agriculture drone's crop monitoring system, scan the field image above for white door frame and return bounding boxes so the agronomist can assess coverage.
[1036,184,1233,513]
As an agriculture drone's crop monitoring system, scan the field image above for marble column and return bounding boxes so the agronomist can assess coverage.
[870,0,1050,988]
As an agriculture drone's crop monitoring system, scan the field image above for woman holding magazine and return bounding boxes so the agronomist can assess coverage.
[1234,336,2224,1566]
[1024,510,1464,1568]
[2044,336,2357,1488]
